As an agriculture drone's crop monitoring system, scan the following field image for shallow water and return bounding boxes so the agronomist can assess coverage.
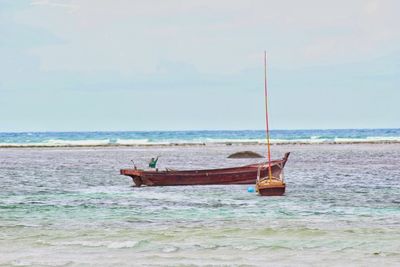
[1,144,399,266]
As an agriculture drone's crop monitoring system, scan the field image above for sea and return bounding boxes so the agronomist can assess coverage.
[0,128,400,147]
[1,129,400,266]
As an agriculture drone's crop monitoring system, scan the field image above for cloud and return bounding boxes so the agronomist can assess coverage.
[3,0,400,92]
[1,1,400,130]
[8,1,394,76]
[30,0,79,10]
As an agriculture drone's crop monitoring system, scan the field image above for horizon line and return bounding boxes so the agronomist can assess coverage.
[0,127,399,134]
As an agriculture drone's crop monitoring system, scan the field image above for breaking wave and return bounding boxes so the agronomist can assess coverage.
[0,139,112,147]
[0,129,399,147]
[1,136,400,147]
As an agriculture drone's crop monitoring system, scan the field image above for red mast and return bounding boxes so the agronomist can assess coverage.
[264,51,273,181]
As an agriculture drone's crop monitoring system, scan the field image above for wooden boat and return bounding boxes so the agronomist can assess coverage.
[256,167,286,196]
[120,152,290,187]
[257,179,286,196]
[255,51,287,196]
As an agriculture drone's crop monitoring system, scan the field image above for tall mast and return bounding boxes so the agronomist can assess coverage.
[264,51,273,181]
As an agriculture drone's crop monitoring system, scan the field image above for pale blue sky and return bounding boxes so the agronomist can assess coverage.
[0,0,399,131]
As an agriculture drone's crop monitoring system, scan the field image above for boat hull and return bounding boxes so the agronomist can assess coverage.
[120,152,290,186]
[257,185,286,196]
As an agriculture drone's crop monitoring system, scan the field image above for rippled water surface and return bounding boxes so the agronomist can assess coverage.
[1,144,399,266]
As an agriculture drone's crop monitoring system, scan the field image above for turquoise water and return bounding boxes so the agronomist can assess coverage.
[1,128,400,146]
[1,144,400,266]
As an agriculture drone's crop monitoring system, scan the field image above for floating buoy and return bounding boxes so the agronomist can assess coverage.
[247,186,255,193]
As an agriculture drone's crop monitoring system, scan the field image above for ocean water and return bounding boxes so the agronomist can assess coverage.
[1,143,399,266]
[1,128,400,147]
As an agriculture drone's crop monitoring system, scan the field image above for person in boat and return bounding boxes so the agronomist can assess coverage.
[148,157,159,168]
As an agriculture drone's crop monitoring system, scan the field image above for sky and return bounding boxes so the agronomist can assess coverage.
[0,0,399,132]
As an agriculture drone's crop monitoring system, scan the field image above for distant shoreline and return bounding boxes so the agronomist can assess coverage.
[1,140,400,148]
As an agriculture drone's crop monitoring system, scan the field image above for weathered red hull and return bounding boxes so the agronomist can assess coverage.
[120,152,290,186]
[258,186,286,196]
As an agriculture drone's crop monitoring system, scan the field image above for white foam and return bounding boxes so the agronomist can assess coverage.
[107,241,139,249]
[333,137,400,143]
[0,139,111,147]
[1,136,400,147]
[366,136,400,142]
[52,240,107,247]
[202,138,264,144]
[269,138,328,144]
[115,138,149,145]
[47,240,139,249]
[46,139,111,146]
[161,246,179,253]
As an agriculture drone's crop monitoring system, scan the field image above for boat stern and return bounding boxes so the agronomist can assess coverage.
[256,179,286,196]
